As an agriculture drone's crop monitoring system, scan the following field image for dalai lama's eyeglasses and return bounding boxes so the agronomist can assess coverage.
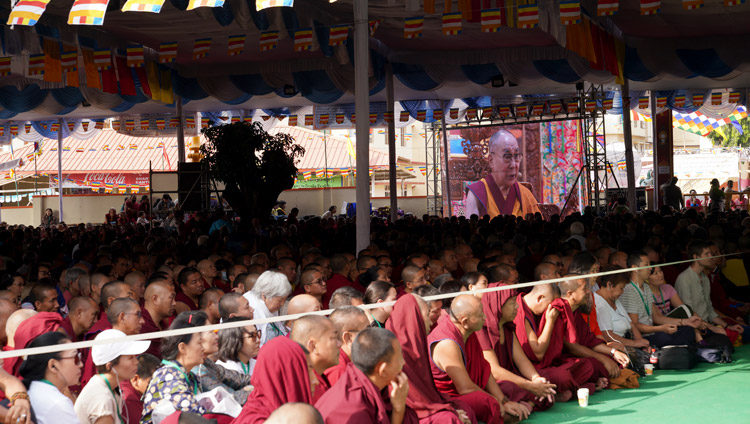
[501,153,523,164]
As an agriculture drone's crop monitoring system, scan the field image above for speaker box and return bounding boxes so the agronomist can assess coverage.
[178,162,203,211]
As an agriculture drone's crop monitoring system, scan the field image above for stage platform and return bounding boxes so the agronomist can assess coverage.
[527,344,749,424]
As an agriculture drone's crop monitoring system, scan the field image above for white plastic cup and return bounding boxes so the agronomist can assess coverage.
[577,388,589,407]
[644,364,654,376]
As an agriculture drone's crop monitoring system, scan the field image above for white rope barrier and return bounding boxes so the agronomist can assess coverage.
[0,252,738,360]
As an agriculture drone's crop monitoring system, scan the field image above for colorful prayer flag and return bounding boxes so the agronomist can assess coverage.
[432,110,443,120]
[597,0,619,15]
[333,113,344,124]
[156,119,165,129]
[400,111,410,122]
[187,0,224,9]
[585,100,596,112]
[550,101,562,114]
[482,106,494,118]
[67,121,76,131]
[656,96,667,108]
[9,125,17,136]
[260,31,279,51]
[480,9,502,32]
[682,0,703,9]
[94,49,111,70]
[122,0,166,13]
[126,46,145,67]
[639,96,649,109]
[185,117,195,128]
[560,0,581,25]
[288,115,297,126]
[724,0,745,6]
[674,94,686,107]
[329,25,349,46]
[82,121,89,131]
[404,16,424,39]
[693,94,704,107]
[711,92,722,105]
[125,119,135,131]
[169,117,179,127]
[76,147,84,153]
[68,0,109,25]
[567,100,579,113]
[140,119,149,130]
[0,57,10,76]
[383,111,394,123]
[52,122,61,131]
[227,35,245,56]
[61,50,77,71]
[24,124,31,134]
[319,114,329,125]
[7,0,51,26]
[369,20,380,36]
[294,29,313,52]
[602,98,614,110]
[466,108,477,119]
[159,42,178,63]
[28,54,45,75]
[201,117,210,128]
[315,168,325,178]
[416,110,427,121]
[256,0,293,11]
[532,103,545,115]
[193,38,211,60]
[304,115,314,126]
[450,108,458,119]
[112,120,121,130]
[369,113,378,124]
[641,0,661,15]
[442,12,462,36]
[517,4,539,28]
[302,170,312,180]
[729,91,741,103]
[516,105,528,117]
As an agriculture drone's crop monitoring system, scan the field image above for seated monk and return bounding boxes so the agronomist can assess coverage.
[477,284,556,411]
[325,306,372,386]
[290,315,341,403]
[555,276,631,390]
[233,336,316,424]
[386,294,473,424]
[315,328,411,424]
[464,130,541,219]
[513,283,593,401]
[428,294,531,424]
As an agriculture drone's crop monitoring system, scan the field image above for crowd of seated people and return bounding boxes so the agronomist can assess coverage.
[0,203,747,423]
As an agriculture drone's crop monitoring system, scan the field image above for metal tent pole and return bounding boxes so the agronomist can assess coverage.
[354,0,370,252]
[621,82,638,211]
[57,118,64,222]
[386,64,398,223]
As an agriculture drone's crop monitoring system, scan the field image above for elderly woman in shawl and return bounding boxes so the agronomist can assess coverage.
[233,336,317,424]
[385,294,474,424]
[476,283,556,411]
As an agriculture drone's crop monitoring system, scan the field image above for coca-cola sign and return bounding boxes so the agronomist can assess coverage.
[49,172,150,187]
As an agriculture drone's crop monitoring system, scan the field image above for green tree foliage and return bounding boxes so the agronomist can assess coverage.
[200,122,305,224]
[707,117,750,148]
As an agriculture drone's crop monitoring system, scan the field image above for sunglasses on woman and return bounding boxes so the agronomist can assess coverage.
[244,330,262,341]
[58,352,82,366]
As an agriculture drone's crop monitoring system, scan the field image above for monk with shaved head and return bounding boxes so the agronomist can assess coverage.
[324,306,370,385]
[290,315,341,403]
[285,294,322,332]
[428,294,530,424]
[141,280,176,357]
[401,265,429,297]
[58,296,98,342]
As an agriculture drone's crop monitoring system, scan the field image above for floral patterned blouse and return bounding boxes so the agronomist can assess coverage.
[140,360,205,424]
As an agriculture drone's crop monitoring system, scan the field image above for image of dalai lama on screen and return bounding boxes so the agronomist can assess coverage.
[464,129,541,218]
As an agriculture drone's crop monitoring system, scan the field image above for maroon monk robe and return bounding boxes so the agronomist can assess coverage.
[513,294,594,393]
[233,337,313,424]
[58,316,80,342]
[428,312,502,424]
[175,292,199,311]
[120,379,143,424]
[140,307,162,358]
[315,363,393,424]
[311,371,331,404]
[324,349,351,386]
[4,312,62,376]
[568,308,609,380]
[477,284,551,411]
[322,273,363,309]
[386,295,474,424]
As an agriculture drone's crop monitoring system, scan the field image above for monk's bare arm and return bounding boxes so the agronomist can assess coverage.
[525,308,558,360]
[464,191,480,218]
[432,340,483,395]
[512,334,542,381]
[482,349,528,387]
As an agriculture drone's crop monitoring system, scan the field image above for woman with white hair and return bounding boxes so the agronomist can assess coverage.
[243,270,291,346]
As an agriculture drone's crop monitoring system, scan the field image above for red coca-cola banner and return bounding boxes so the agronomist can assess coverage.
[50,172,150,187]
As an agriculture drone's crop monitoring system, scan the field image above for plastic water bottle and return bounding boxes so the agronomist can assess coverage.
[650,348,658,365]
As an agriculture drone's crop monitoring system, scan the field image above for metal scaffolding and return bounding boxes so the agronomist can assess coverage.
[424,122,443,216]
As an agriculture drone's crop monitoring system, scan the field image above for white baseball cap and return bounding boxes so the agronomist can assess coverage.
[92,329,151,366]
